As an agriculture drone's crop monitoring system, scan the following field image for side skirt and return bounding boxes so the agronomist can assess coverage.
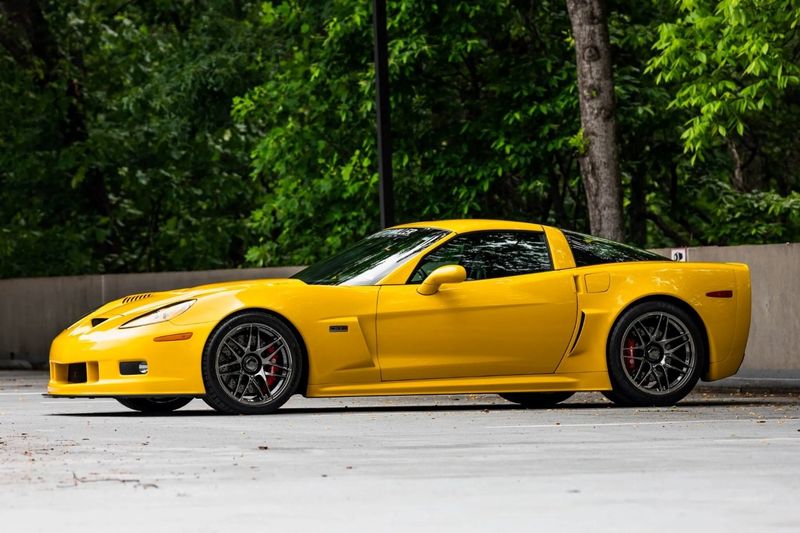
[307,371,611,398]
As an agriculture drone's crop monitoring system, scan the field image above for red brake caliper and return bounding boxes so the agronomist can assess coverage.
[265,344,278,387]
[624,337,637,373]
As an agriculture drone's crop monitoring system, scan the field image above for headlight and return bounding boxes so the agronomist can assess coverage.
[120,300,196,329]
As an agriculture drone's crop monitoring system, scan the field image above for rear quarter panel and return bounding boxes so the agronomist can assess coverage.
[557,262,750,381]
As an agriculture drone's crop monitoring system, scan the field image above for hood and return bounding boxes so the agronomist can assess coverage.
[68,278,304,332]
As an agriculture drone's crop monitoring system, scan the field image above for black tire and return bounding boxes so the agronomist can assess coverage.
[605,300,705,407]
[499,391,574,408]
[116,397,192,413]
[201,312,303,415]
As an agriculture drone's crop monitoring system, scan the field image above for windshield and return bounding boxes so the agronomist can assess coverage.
[292,227,450,286]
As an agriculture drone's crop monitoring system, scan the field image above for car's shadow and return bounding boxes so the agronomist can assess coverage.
[48,396,792,417]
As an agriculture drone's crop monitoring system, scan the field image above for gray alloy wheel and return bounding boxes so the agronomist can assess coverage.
[499,391,574,408]
[605,300,704,407]
[116,397,192,413]
[201,312,303,415]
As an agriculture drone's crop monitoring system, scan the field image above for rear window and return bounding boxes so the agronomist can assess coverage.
[563,230,667,267]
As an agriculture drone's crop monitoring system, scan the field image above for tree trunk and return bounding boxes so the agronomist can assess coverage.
[566,0,624,241]
[629,169,646,246]
[726,136,764,192]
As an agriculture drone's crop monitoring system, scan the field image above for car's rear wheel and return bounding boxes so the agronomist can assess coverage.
[499,392,574,408]
[605,300,704,407]
[201,312,303,415]
[116,397,192,413]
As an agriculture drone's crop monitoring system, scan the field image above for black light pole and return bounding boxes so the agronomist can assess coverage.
[372,0,394,228]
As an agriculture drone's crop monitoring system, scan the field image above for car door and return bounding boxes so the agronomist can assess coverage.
[376,231,578,381]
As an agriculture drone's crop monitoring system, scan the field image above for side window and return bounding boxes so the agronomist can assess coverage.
[563,230,667,267]
[408,231,552,283]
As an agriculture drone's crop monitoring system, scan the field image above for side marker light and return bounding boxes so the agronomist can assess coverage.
[153,332,194,342]
[706,290,733,298]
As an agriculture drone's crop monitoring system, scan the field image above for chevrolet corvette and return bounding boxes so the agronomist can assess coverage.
[48,220,751,414]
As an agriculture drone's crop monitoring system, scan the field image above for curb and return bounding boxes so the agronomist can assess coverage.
[697,375,800,394]
[697,383,800,395]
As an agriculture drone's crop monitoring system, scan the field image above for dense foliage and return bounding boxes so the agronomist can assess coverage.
[0,0,265,276]
[1,0,798,277]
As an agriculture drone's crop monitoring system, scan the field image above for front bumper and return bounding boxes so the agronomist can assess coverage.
[48,321,216,397]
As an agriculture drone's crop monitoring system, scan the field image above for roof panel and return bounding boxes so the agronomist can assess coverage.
[392,219,545,233]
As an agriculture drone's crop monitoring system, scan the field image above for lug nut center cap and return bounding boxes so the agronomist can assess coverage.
[645,345,662,363]
[243,355,260,374]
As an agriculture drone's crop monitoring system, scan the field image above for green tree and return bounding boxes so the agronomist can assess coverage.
[0,0,267,277]
[236,0,589,267]
[647,0,800,242]
[2,0,798,278]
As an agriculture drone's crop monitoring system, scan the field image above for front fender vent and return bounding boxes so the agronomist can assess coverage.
[122,293,152,304]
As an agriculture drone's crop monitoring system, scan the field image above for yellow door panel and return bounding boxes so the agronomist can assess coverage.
[377,271,577,380]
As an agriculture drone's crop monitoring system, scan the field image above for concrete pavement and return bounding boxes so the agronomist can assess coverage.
[1,372,799,532]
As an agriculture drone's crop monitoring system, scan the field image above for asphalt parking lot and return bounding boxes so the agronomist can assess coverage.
[1,372,798,532]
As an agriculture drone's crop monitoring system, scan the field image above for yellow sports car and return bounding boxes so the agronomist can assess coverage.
[48,220,751,414]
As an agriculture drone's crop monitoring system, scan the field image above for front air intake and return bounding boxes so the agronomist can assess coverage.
[122,293,152,304]
[67,363,87,383]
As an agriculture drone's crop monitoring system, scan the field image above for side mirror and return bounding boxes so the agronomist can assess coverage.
[417,265,467,295]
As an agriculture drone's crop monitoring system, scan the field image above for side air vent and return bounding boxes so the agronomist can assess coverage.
[122,293,152,304]
[569,311,587,354]
[91,318,108,327]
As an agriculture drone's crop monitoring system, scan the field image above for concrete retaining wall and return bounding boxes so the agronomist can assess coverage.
[1,242,798,372]
[0,267,302,366]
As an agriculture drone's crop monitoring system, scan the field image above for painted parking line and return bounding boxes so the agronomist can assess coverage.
[709,437,800,443]
[40,400,117,404]
[487,418,795,429]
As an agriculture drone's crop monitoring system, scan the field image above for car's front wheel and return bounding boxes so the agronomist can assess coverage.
[499,392,574,408]
[201,312,303,415]
[116,397,192,413]
[605,300,705,407]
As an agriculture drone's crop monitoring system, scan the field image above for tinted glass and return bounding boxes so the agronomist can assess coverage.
[563,230,667,267]
[293,228,448,286]
[409,231,552,283]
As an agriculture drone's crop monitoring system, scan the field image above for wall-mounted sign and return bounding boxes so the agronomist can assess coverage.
[671,248,688,262]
